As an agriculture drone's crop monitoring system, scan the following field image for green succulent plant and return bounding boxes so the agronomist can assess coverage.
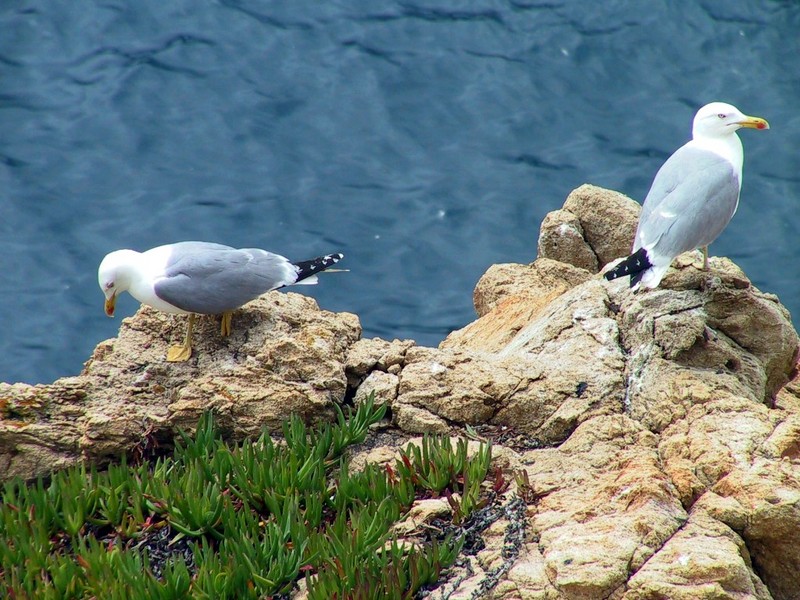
[0,395,495,598]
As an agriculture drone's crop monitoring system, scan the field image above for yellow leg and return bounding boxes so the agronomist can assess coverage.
[220,312,232,337]
[702,246,709,271]
[167,314,195,362]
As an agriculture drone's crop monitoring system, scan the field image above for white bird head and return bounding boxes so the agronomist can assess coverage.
[692,102,769,139]
[98,249,138,317]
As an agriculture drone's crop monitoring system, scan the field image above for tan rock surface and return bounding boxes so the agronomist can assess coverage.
[776,369,800,413]
[517,416,687,599]
[624,513,772,600]
[712,459,800,600]
[387,280,626,445]
[0,292,360,480]
[470,258,592,320]
[536,208,599,273]
[538,184,641,270]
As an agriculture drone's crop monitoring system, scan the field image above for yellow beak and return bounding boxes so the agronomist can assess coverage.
[738,115,769,130]
[105,294,117,317]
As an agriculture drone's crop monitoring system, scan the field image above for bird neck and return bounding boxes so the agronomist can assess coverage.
[690,132,744,177]
[112,250,147,294]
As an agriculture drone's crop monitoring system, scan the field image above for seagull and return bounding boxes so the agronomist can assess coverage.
[604,102,769,290]
[98,242,344,361]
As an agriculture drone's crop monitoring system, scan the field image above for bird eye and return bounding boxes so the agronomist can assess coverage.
[717,113,726,119]
[105,282,114,290]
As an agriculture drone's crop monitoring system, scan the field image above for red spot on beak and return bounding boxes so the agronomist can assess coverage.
[105,295,116,317]
[756,122,766,130]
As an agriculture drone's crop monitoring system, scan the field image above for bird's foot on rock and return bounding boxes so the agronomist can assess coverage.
[166,344,192,362]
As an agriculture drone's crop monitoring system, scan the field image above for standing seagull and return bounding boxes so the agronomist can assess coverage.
[98,242,344,361]
[604,102,769,290]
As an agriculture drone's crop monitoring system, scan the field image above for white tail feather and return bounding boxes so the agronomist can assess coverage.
[292,275,319,286]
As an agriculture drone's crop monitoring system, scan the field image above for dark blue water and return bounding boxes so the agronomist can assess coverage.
[2,1,798,384]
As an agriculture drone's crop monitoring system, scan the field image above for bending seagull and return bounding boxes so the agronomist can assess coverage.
[604,102,768,290]
[98,242,344,362]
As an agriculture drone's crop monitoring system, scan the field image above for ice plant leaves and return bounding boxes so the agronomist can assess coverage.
[0,395,494,598]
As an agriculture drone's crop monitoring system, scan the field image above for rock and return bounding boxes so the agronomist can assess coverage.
[425,493,530,600]
[354,370,399,406]
[776,364,800,410]
[624,513,772,599]
[392,498,452,537]
[513,416,687,599]
[394,403,450,434]
[563,184,642,267]
[391,280,626,445]
[537,209,599,272]
[0,292,361,480]
[538,184,641,270]
[385,185,798,599]
[345,337,415,387]
[712,459,800,599]
[470,258,592,319]
[610,256,798,434]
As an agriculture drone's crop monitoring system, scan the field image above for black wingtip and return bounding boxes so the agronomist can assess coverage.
[604,248,652,287]
[293,253,344,282]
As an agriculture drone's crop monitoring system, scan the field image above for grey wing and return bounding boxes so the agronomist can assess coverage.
[634,147,740,259]
[155,246,300,314]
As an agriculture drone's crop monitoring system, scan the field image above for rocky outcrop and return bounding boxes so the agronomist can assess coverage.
[537,184,641,273]
[0,293,361,479]
[344,184,799,599]
[2,184,799,599]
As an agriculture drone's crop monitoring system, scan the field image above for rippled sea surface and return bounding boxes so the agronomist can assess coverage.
[2,1,799,384]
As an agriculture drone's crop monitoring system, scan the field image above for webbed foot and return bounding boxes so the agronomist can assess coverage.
[166,344,192,362]
[167,313,195,362]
